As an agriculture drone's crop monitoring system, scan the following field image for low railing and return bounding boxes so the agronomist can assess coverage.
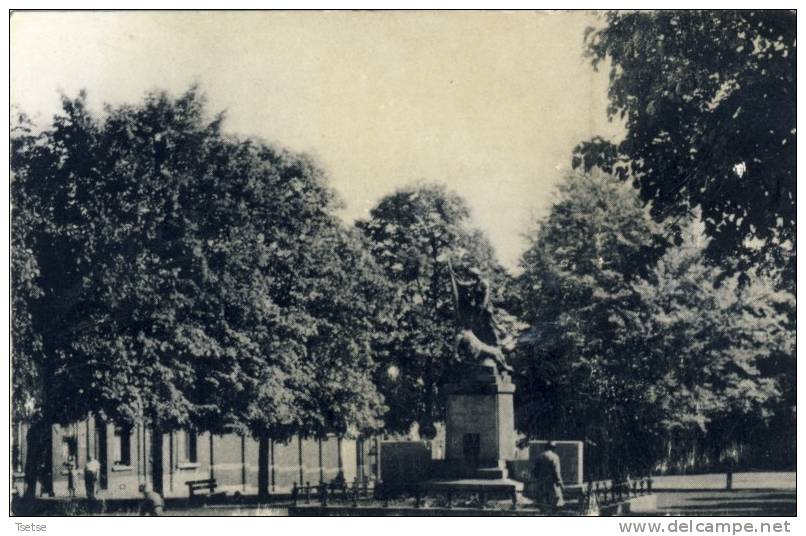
[290,479,518,510]
[289,475,654,513]
[377,482,519,511]
[579,476,654,514]
[291,477,374,507]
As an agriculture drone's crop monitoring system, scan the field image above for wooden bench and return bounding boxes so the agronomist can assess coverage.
[186,478,217,498]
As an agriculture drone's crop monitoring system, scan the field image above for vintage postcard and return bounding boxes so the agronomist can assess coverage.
[8,7,796,523]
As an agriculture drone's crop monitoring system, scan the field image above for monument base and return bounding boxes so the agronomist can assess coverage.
[421,476,523,499]
[442,363,516,481]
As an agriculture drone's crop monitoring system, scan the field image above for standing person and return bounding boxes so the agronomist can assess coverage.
[84,455,100,500]
[725,448,738,490]
[65,457,76,498]
[532,441,565,511]
[138,484,165,516]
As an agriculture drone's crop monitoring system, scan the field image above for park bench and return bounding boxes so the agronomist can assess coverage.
[186,478,217,498]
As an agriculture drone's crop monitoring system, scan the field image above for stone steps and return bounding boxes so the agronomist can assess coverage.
[422,477,524,493]
[475,467,508,480]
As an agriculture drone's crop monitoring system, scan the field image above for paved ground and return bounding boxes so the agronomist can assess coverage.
[163,490,796,516]
[160,478,798,516]
[655,489,796,516]
[652,472,796,491]
[17,472,796,516]
[163,505,289,516]
[650,472,796,516]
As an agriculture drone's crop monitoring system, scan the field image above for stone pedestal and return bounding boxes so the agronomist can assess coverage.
[443,363,516,474]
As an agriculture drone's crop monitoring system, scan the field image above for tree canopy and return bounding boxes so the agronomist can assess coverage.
[10,114,46,426]
[632,220,794,471]
[11,88,387,495]
[357,184,512,437]
[516,170,794,477]
[515,170,665,476]
[574,10,795,279]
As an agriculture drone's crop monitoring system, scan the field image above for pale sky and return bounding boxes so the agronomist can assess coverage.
[10,10,624,271]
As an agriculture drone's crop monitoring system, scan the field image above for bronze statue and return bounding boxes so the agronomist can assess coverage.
[448,261,513,373]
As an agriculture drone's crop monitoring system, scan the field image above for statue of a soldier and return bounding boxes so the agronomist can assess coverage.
[448,261,513,373]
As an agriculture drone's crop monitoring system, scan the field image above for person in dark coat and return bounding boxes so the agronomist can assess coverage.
[532,441,565,511]
[138,484,165,516]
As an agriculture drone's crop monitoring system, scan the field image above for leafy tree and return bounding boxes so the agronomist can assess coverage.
[517,169,794,478]
[357,184,511,437]
[632,220,794,474]
[574,10,795,279]
[10,95,120,497]
[11,114,43,419]
[11,88,386,496]
[11,113,51,496]
[289,227,390,438]
[515,170,666,478]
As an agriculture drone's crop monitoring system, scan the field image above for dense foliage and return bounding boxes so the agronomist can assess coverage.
[574,10,796,279]
[11,89,387,495]
[357,184,513,437]
[634,221,794,472]
[515,171,666,476]
[515,171,794,477]
[13,13,797,491]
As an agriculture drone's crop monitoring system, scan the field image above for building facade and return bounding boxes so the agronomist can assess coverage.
[12,417,379,499]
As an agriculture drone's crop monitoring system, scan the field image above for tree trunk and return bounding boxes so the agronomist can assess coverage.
[725,457,735,490]
[258,433,270,500]
[23,418,52,499]
[150,426,164,495]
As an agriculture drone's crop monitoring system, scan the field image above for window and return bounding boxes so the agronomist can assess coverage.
[113,426,131,466]
[182,431,198,463]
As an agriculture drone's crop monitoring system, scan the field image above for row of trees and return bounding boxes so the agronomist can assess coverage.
[514,10,795,477]
[513,171,794,478]
[12,10,795,495]
[375,9,796,476]
[11,89,509,497]
[12,89,395,497]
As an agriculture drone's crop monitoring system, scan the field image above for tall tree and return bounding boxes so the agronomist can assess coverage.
[288,227,390,439]
[516,170,665,477]
[357,184,511,437]
[632,220,794,474]
[574,10,795,279]
[11,113,51,496]
[517,170,793,477]
[11,88,386,496]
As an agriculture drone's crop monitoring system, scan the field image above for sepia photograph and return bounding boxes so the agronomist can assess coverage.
[7,5,797,522]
